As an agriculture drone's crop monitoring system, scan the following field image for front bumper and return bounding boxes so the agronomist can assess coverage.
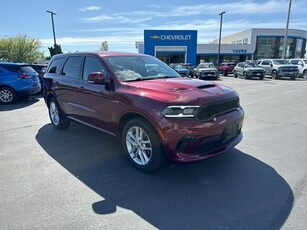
[159,108,244,162]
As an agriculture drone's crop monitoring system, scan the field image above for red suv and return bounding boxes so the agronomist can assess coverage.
[43,51,244,172]
[218,62,236,76]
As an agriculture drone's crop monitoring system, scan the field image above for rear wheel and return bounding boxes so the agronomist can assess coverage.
[122,118,166,172]
[303,70,307,79]
[0,87,17,104]
[48,97,70,129]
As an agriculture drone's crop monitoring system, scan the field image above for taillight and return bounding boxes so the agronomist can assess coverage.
[18,74,32,79]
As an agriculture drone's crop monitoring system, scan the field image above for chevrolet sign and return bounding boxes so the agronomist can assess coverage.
[150,35,192,40]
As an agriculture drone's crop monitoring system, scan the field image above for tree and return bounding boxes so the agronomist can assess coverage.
[48,44,63,57]
[0,34,44,63]
[100,41,109,51]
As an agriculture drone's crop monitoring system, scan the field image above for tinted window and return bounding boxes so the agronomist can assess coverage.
[20,66,36,74]
[62,56,82,79]
[0,64,21,72]
[0,64,35,73]
[261,60,270,65]
[83,57,107,80]
[47,58,65,74]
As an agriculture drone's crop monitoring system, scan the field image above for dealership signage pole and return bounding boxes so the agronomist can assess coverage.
[217,11,225,66]
[46,10,57,45]
[282,0,292,59]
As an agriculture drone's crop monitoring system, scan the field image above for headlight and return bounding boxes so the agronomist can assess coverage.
[162,105,200,118]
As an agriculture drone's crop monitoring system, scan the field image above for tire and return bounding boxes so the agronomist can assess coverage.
[259,76,264,80]
[233,71,238,78]
[223,70,228,76]
[48,97,70,129]
[271,71,277,79]
[303,70,307,79]
[122,118,166,172]
[290,76,296,80]
[243,72,248,79]
[0,87,17,104]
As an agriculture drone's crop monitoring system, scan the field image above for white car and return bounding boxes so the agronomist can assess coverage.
[288,59,307,78]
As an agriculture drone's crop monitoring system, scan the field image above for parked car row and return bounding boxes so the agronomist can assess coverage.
[233,58,307,80]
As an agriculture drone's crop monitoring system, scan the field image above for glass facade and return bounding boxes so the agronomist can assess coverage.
[255,36,306,59]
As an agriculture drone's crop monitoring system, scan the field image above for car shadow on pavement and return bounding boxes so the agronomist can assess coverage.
[36,123,293,230]
[0,95,41,111]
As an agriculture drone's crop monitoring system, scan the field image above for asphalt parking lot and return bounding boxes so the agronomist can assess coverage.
[1,76,307,230]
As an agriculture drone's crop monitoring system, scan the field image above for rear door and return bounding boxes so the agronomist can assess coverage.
[53,56,83,115]
[258,60,272,75]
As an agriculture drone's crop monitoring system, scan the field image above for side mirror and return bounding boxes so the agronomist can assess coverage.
[88,72,106,85]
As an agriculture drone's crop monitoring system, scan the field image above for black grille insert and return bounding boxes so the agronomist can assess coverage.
[196,97,240,121]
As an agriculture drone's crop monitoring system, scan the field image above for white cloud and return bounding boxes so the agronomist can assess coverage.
[81,14,151,24]
[79,6,101,12]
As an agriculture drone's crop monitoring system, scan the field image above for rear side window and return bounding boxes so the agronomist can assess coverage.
[62,56,83,79]
[20,66,36,74]
[261,60,270,65]
[0,64,35,73]
[47,58,65,74]
[0,64,21,72]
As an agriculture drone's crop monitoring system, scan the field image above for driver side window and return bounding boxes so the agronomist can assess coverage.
[83,56,108,81]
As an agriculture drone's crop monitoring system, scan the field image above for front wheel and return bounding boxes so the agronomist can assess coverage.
[122,118,166,172]
[233,71,238,78]
[271,71,277,79]
[48,97,70,129]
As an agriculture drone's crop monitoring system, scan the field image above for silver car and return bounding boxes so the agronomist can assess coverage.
[233,62,265,80]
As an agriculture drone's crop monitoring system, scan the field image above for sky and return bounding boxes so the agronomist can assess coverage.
[1,0,306,56]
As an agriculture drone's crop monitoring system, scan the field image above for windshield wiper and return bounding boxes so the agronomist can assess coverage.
[124,77,143,82]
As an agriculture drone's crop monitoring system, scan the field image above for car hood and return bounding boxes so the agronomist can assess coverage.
[124,78,237,104]
[175,68,189,72]
[245,67,265,71]
[198,68,217,71]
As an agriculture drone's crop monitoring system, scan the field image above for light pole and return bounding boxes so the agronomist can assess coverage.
[282,0,292,59]
[46,10,57,45]
[217,11,225,66]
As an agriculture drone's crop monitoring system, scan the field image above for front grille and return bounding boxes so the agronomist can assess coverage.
[196,97,240,121]
[281,67,297,72]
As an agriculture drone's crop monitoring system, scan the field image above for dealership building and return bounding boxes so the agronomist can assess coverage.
[135,28,307,66]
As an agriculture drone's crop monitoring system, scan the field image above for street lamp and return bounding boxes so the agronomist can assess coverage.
[217,11,225,66]
[282,0,292,59]
[46,10,57,45]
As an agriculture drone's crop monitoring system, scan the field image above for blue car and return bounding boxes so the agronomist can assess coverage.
[0,62,41,104]
[169,63,190,77]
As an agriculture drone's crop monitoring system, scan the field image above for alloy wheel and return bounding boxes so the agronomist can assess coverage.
[49,101,60,126]
[0,88,14,103]
[126,126,152,166]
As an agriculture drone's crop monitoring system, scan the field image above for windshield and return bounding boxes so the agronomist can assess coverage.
[198,63,215,68]
[273,59,288,65]
[245,63,258,67]
[171,64,186,69]
[106,56,181,82]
